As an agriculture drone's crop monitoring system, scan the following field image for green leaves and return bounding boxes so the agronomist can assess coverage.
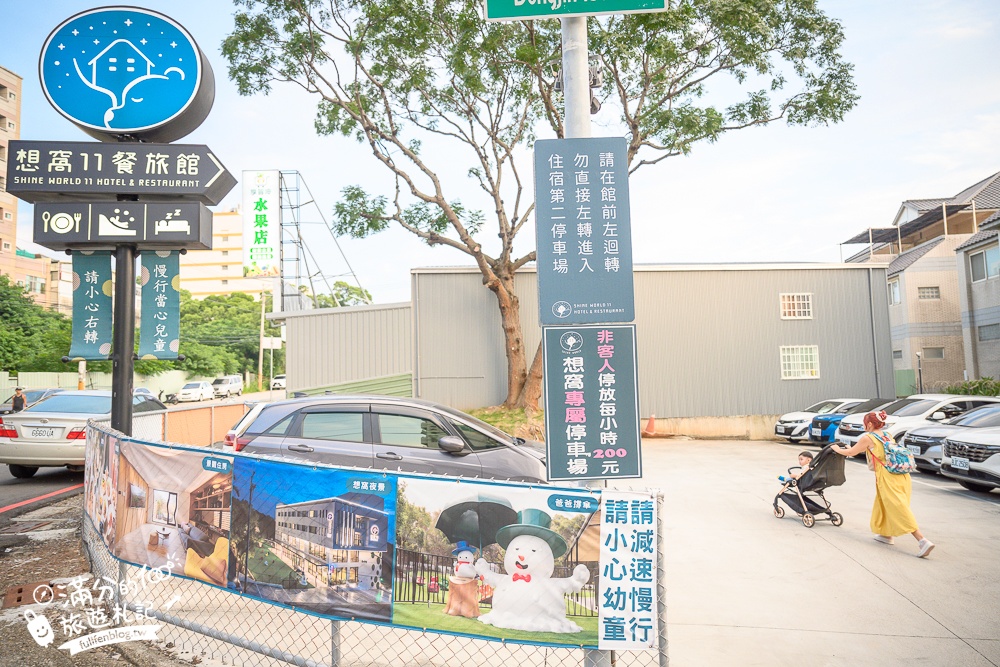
[333,186,389,237]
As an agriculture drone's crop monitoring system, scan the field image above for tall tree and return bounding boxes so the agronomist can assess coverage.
[223,0,857,408]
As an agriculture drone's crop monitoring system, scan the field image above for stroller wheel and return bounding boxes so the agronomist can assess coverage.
[831,512,844,527]
[773,505,785,519]
[801,513,816,528]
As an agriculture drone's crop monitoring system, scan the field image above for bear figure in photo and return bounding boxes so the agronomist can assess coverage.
[475,509,590,634]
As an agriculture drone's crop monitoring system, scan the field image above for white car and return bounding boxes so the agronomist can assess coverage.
[835,394,1000,447]
[177,381,214,402]
[0,390,167,478]
[774,398,866,442]
[901,404,1000,474]
[941,429,1000,493]
[270,374,286,390]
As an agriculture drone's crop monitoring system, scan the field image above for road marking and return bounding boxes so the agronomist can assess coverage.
[0,483,84,514]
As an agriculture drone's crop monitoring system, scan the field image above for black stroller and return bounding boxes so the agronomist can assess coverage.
[772,445,846,528]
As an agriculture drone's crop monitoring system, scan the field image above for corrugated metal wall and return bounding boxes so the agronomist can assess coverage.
[280,303,412,392]
[412,265,895,416]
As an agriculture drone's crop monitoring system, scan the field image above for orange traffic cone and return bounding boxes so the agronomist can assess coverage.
[642,414,657,437]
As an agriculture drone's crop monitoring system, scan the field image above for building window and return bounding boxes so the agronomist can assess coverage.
[222,236,229,242]
[922,347,944,360]
[780,293,812,319]
[221,279,228,285]
[222,264,228,271]
[887,279,900,305]
[8,92,14,101]
[3,211,11,220]
[221,250,229,256]
[892,350,903,360]
[970,246,1000,282]
[6,121,13,130]
[979,324,1000,342]
[917,286,940,299]
[780,345,820,380]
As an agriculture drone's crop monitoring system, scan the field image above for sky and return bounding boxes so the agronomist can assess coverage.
[2,0,999,304]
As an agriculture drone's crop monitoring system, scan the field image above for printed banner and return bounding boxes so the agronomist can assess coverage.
[242,170,281,277]
[83,430,659,650]
[542,324,642,481]
[69,251,113,360]
[138,251,181,359]
[598,490,658,650]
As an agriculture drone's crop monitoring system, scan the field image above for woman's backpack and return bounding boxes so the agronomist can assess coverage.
[868,430,917,475]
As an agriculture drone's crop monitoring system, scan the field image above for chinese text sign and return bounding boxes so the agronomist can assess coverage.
[242,170,281,278]
[138,251,181,359]
[486,0,665,21]
[535,137,634,325]
[69,251,113,360]
[598,490,659,650]
[543,325,642,481]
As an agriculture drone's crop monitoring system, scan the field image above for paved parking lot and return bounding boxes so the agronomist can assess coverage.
[617,438,1000,667]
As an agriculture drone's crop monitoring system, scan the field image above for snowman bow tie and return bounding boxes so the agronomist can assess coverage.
[512,573,532,582]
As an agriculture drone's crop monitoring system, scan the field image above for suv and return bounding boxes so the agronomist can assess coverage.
[835,394,1000,447]
[212,375,244,398]
[941,429,1000,493]
[902,404,1000,474]
[226,395,547,482]
[774,398,866,442]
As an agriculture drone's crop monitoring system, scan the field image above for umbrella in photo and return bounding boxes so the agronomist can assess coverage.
[435,494,518,548]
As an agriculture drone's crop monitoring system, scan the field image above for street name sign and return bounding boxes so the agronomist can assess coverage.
[486,0,665,20]
[39,6,215,143]
[542,324,642,481]
[535,137,634,325]
[5,140,236,205]
[34,201,212,250]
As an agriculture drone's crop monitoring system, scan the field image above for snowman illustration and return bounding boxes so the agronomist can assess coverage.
[475,509,590,633]
[452,540,479,579]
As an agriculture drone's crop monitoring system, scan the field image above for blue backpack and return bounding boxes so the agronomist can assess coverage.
[869,430,917,475]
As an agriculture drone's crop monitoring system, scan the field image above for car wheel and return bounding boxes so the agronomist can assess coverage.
[958,480,994,493]
[786,438,796,443]
[773,506,785,519]
[830,512,844,527]
[9,464,39,479]
[801,513,815,528]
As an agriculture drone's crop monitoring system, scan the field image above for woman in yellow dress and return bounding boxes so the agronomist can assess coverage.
[831,410,935,558]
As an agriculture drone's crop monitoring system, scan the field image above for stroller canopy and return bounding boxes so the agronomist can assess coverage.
[797,445,846,491]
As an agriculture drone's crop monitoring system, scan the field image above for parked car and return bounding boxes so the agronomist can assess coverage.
[0,390,167,478]
[901,404,1000,474]
[270,374,286,390]
[941,429,1000,493]
[226,395,548,482]
[212,375,244,398]
[775,398,866,442]
[177,381,214,402]
[1,388,65,415]
[808,398,895,444]
[835,394,1000,447]
[133,387,154,398]
[222,402,268,452]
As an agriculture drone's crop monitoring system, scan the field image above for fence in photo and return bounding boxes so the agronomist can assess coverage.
[80,420,668,667]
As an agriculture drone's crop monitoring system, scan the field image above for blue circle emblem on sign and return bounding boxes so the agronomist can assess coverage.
[40,7,203,135]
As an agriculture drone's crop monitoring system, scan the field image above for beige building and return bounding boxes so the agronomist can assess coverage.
[180,209,272,299]
[1,65,23,279]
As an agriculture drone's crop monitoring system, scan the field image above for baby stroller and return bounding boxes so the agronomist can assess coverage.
[772,445,847,528]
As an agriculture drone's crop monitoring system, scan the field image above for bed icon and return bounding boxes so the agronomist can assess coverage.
[154,209,191,235]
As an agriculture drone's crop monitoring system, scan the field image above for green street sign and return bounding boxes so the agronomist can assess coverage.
[486,0,665,21]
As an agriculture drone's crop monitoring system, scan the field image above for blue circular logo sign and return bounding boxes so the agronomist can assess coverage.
[39,7,206,139]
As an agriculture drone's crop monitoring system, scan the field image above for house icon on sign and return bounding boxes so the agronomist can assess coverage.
[87,40,154,92]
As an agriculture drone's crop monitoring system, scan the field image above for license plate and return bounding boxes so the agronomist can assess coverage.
[907,445,921,455]
[27,427,56,439]
[811,428,822,437]
[952,457,970,471]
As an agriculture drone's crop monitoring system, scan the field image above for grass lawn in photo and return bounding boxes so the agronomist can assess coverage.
[247,543,311,588]
[392,602,599,646]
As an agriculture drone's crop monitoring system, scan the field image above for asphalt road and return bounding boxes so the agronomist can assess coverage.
[0,465,84,519]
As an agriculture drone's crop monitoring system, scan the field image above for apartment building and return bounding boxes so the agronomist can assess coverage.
[0,66,22,279]
[179,209,272,299]
[956,211,1000,381]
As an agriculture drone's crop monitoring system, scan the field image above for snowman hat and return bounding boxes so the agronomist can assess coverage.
[495,509,568,558]
[451,540,479,557]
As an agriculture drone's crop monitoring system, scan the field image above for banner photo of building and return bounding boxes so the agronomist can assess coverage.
[82,432,659,650]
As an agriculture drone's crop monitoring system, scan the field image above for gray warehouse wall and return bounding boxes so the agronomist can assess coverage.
[412,265,895,417]
[276,302,412,393]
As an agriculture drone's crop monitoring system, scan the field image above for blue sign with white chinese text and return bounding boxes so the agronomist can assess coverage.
[39,7,213,142]
[68,251,113,361]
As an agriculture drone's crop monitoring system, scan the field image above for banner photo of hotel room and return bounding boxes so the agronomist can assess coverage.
[83,434,657,650]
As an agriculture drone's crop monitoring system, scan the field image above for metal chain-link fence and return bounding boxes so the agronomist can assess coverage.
[82,422,668,667]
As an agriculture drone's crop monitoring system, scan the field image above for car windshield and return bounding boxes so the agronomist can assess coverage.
[848,399,890,414]
[5,390,48,404]
[805,401,841,414]
[213,379,227,385]
[182,383,201,389]
[950,405,1000,427]
[882,398,938,417]
[432,404,516,443]
[25,394,111,414]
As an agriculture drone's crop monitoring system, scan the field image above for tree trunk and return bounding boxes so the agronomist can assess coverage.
[517,340,544,413]
[489,271,528,408]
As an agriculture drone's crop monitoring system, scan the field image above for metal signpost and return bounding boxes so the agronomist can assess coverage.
[4,6,234,435]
